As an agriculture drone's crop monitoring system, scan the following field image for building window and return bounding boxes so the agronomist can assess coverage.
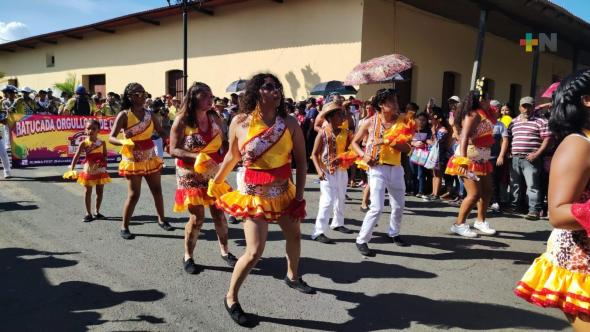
[483,78,495,99]
[166,70,184,100]
[509,83,522,117]
[46,53,55,68]
[441,71,460,113]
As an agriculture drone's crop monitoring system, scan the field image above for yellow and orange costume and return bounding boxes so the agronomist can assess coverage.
[118,110,163,177]
[515,132,590,317]
[76,138,111,187]
[215,109,297,222]
[445,109,495,176]
[174,115,225,212]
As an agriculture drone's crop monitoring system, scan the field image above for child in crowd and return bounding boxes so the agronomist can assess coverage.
[311,102,355,243]
[66,119,111,222]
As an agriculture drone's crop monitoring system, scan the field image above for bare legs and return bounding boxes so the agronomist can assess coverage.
[84,184,105,216]
[145,171,165,224]
[225,215,301,306]
[121,171,165,230]
[455,174,492,225]
[183,205,230,261]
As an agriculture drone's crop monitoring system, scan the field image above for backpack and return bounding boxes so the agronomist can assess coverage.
[74,97,91,115]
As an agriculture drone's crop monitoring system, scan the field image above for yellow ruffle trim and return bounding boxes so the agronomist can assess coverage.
[173,194,216,212]
[118,157,163,176]
[77,177,111,187]
[63,170,78,180]
[216,182,295,222]
[515,254,590,316]
[207,180,232,199]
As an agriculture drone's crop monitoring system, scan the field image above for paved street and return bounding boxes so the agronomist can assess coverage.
[0,158,571,331]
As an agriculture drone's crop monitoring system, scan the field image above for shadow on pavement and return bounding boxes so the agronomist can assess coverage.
[368,234,536,264]
[0,200,39,212]
[253,256,437,283]
[257,286,569,331]
[495,230,551,242]
[0,248,166,331]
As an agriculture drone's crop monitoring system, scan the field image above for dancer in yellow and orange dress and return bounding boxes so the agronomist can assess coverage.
[67,119,111,222]
[445,83,497,238]
[515,69,590,331]
[109,83,173,239]
[169,82,238,274]
[208,74,312,326]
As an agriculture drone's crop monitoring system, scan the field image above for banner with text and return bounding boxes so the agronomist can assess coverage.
[9,114,122,167]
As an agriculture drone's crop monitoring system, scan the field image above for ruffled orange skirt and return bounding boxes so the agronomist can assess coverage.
[77,171,111,187]
[119,157,163,177]
[216,181,295,223]
[445,156,493,176]
[515,254,590,316]
[173,188,216,212]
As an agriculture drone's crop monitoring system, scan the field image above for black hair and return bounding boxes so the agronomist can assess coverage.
[121,82,144,110]
[406,102,420,112]
[371,88,397,112]
[455,90,489,130]
[307,97,316,105]
[178,82,211,128]
[549,69,590,143]
[240,73,286,118]
[85,118,101,130]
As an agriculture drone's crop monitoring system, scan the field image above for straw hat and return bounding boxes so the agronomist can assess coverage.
[319,101,344,119]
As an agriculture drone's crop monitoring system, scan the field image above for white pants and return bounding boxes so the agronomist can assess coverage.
[3,126,9,149]
[0,137,11,177]
[153,137,164,158]
[356,165,405,244]
[312,169,348,238]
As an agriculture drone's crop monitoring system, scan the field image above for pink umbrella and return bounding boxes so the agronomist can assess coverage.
[344,54,413,86]
[541,82,560,98]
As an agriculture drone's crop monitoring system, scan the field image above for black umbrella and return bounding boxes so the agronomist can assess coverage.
[309,80,357,97]
[226,79,247,93]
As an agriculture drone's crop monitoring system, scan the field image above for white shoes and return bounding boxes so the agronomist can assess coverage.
[490,202,500,212]
[451,223,478,238]
[473,220,496,235]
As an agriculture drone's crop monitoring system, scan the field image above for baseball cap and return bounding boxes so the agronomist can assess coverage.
[75,85,86,95]
[519,96,534,106]
[448,96,461,103]
[2,85,18,93]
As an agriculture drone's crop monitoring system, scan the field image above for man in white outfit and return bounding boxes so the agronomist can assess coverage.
[351,88,411,256]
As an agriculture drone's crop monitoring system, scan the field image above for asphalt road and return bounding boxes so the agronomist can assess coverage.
[0,158,572,331]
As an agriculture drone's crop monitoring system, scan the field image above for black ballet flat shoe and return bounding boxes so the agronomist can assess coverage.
[94,213,105,220]
[120,229,134,240]
[224,298,249,326]
[158,221,174,231]
[83,214,94,223]
[183,258,202,274]
[221,253,238,267]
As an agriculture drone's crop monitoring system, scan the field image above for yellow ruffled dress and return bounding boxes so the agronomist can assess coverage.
[174,120,224,212]
[216,110,295,222]
[515,191,590,316]
[77,138,111,187]
[118,110,163,176]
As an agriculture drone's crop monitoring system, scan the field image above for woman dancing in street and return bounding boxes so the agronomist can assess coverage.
[515,69,590,331]
[109,82,173,239]
[169,82,238,274]
[208,73,312,326]
[445,85,496,237]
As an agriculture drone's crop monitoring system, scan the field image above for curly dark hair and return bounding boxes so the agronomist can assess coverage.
[121,82,145,111]
[240,73,286,118]
[549,69,590,143]
[177,82,211,128]
[371,88,397,112]
[455,90,489,130]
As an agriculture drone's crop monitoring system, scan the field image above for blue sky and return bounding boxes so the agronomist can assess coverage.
[0,0,589,43]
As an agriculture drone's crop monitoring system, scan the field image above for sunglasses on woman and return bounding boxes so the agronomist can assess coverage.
[131,92,146,98]
[260,82,281,92]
